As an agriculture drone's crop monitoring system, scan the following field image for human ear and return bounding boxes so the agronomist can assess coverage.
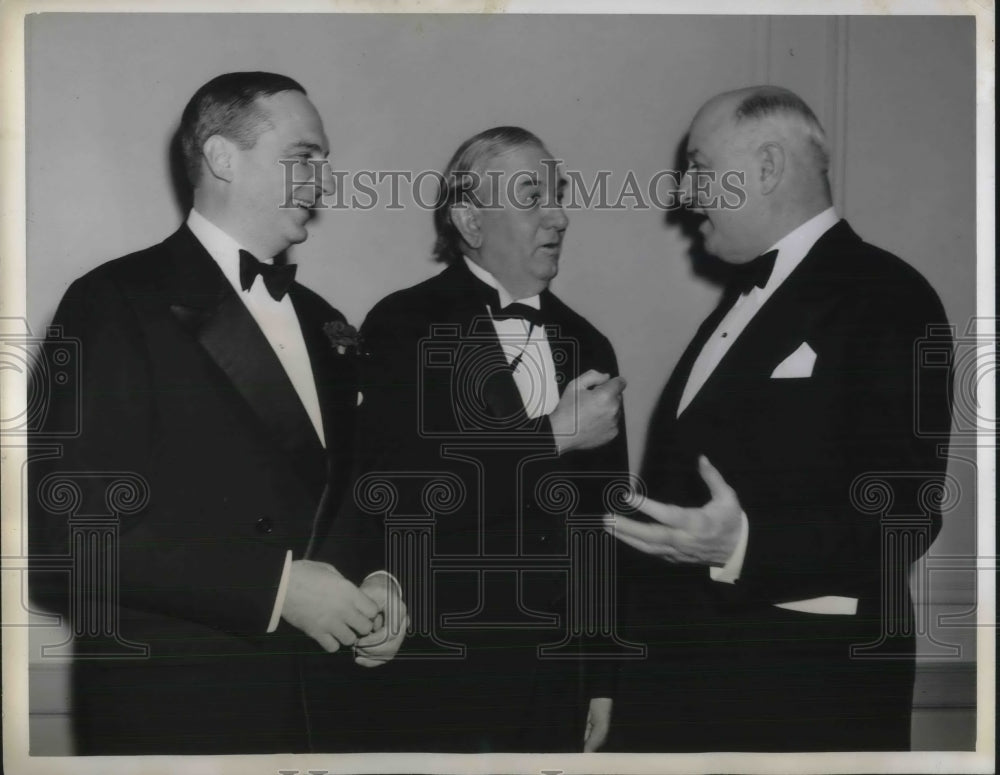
[202,135,236,183]
[757,141,785,195]
[450,202,482,249]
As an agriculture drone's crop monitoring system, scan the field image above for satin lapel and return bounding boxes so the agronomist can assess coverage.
[539,293,578,398]
[446,262,532,426]
[163,227,325,475]
[471,312,534,425]
[290,287,358,481]
[292,291,349,455]
[196,295,325,463]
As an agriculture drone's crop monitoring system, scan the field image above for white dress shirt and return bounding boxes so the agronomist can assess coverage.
[463,256,561,418]
[678,208,857,616]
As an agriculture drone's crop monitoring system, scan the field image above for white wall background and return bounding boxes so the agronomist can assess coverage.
[22,12,978,754]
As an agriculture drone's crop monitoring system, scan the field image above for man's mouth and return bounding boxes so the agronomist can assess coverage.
[289,188,319,211]
[540,239,562,253]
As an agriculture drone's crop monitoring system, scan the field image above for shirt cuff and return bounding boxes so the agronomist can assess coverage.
[710,511,749,584]
[363,570,403,599]
[267,550,294,633]
[775,596,858,615]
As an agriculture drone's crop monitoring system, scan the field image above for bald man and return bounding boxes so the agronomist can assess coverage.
[607,87,952,751]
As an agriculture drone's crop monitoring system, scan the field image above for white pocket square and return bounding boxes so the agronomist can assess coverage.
[771,342,816,378]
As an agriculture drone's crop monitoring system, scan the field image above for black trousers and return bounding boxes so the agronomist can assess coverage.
[71,654,311,755]
[609,606,915,752]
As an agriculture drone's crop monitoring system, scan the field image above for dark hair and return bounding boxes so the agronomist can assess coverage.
[432,126,546,264]
[733,86,830,173]
[178,71,306,187]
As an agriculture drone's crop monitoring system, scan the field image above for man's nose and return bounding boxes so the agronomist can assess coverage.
[545,202,569,231]
[678,171,697,210]
[317,160,336,197]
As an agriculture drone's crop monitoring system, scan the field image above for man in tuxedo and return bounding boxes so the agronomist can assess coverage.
[606,86,953,751]
[29,72,405,754]
[348,127,630,752]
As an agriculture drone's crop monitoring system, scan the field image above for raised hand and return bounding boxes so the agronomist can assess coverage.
[550,369,626,454]
[604,455,742,566]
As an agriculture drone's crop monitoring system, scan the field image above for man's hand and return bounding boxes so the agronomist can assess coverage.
[353,573,408,667]
[281,559,379,653]
[583,697,612,752]
[604,456,742,565]
[550,369,626,455]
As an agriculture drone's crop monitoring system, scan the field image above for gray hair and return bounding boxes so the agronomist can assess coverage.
[432,126,547,264]
[733,86,830,174]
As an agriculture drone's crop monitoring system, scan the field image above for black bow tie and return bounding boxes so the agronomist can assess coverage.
[491,301,545,327]
[729,249,778,295]
[238,249,297,301]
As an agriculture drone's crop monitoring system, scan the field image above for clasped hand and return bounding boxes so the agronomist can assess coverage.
[281,560,407,667]
[550,369,627,454]
[604,456,742,566]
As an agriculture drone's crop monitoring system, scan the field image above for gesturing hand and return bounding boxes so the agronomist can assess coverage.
[281,559,379,653]
[604,456,742,566]
[550,369,626,455]
[353,573,408,668]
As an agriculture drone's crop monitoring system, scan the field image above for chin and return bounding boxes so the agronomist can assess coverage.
[285,226,310,246]
[535,257,559,277]
[706,240,737,263]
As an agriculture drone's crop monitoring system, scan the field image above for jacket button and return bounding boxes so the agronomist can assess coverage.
[255,517,273,535]
[539,534,548,543]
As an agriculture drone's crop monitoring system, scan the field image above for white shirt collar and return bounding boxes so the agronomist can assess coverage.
[462,255,541,310]
[187,209,278,298]
[760,206,840,293]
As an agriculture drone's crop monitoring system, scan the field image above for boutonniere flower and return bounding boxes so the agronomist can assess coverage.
[323,320,363,355]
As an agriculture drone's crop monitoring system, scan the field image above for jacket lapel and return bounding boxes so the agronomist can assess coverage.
[291,289,364,556]
[444,262,534,427]
[539,292,578,399]
[291,288,358,475]
[163,227,326,487]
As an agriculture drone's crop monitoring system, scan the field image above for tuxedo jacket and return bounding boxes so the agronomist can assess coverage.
[29,225,377,754]
[614,220,953,752]
[340,259,630,752]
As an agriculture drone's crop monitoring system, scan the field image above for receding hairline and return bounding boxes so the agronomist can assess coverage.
[690,86,830,172]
